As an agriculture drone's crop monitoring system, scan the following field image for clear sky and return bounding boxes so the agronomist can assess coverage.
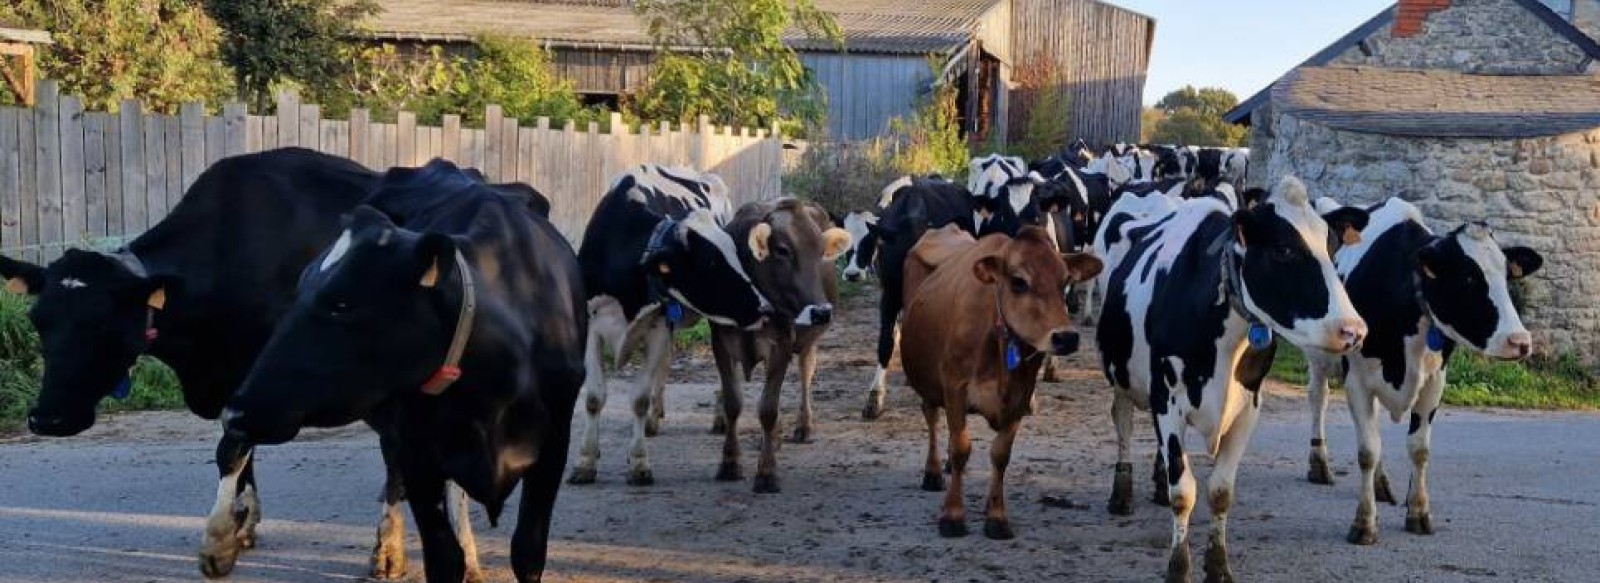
[1104,0,1397,105]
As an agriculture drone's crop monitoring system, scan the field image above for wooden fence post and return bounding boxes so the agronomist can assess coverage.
[0,108,19,253]
[276,91,300,148]
[119,99,145,235]
[179,102,205,192]
[484,105,503,179]
[223,103,248,157]
[34,80,61,260]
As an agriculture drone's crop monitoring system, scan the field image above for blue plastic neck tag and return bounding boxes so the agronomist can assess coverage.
[1426,326,1446,352]
[1005,340,1022,371]
[110,377,132,400]
[664,300,684,325]
[1248,323,1273,350]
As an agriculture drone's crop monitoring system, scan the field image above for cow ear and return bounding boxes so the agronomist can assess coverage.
[1232,209,1255,247]
[972,255,1002,285]
[1503,246,1543,280]
[417,234,458,288]
[0,255,44,296]
[1027,170,1046,185]
[748,223,773,261]
[821,227,851,261]
[1322,207,1370,246]
[1415,243,1442,280]
[1061,253,1104,284]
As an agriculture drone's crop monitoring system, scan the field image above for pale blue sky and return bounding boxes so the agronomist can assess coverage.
[1105,0,1397,105]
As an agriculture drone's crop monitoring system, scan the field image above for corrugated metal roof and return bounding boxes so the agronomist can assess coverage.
[364,0,1002,54]
[1273,66,1600,138]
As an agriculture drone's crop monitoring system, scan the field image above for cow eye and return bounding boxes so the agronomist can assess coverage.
[773,245,792,259]
[330,301,352,317]
[1009,276,1029,294]
[1271,246,1297,262]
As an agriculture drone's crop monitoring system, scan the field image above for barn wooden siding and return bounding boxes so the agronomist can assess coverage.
[0,82,783,261]
[801,53,935,141]
[552,48,656,95]
[1008,0,1153,146]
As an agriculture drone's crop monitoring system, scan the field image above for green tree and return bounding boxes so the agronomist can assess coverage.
[632,0,842,136]
[1147,86,1247,146]
[205,0,378,112]
[0,0,233,112]
[1155,85,1240,119]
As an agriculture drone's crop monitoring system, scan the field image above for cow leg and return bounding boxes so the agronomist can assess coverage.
[862,300,900,420]
[920,402,944,491]
[984,420,1022,540]
[1345,382,1383,545]
[1405,372,1445,536]
[198,437,252,578]
[753,339,792,494]
[404,462,467,583]
[236,453,261,549]
[627,322,672,486]
[450,483,485,583]
[1306,359,1336,485]
[1040,356,1064,383]
[1108,388,1136,515]
[710,386,727,435]
[1374,460,1398,505]
[644,344,670,437]
[1152,448,1170,507]
[710,325,744,481]
[939,394,972,537]
[1155,411,1197,583]
[510,407,573,583]
[570,327,607,485]
[371,434,408,579]
[1079,279,1098,326]
[788,341,819,444]
[1203,401,1260,583]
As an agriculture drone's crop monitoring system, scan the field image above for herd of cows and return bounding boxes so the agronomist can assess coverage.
[0,140,1543,583]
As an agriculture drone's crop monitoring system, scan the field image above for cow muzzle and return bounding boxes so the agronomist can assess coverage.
[221,406,302,446]
[26,409,94,437]
[1050,329,1081,356]
[1326,317,1367,354]
[795,304,833,327]
[1496,330,1534,361]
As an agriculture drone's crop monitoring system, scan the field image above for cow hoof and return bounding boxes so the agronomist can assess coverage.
[1307,457,1335,485]
[921,472,945,492]
[983,518,1015,540]
[1405,514,1434,535]
[1109,462,1134,515]
[626,469,655,487]
[862,400,885,421]
[786,426,814,444]
[752,474,781,494]
[1165,544,1192,583]
[938,517,969,538]
[715,461,743,482]
[1346,523,1378,546]
[567,467,598,485]
[644,417,662,437]
[1375,473,1397,505]
[1203,542,1234,583]
[369,546,407,580]
[198,546,241,579]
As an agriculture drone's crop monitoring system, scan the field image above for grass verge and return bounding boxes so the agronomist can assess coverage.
[1268,343,1600,410]
[0,294,184,433]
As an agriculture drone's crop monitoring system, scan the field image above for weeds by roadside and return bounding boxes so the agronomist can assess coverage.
[1268,343,1600,410]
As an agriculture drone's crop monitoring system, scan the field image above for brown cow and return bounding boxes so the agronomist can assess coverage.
[901,224,1102,539]
[708,198,851,493]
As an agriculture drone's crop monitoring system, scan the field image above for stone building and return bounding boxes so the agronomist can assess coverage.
[1223,0,1600,360]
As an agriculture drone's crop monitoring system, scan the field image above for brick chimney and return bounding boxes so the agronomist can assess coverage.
[1394,0,1451,38]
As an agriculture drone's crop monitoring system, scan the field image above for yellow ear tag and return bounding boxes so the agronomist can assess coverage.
[1341,226,1362,246]
[4,277,28,295]
[1422,265,1437,279]
[420,258,440,288]
[658,263,671,275]
[1509,263,1523,278]
[147,288,167,310]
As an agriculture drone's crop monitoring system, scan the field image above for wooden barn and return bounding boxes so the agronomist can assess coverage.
[364,0,1154,145]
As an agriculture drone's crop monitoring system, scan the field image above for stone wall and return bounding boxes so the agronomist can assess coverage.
[1331,0,1591,75]
[1262,114,1600,361]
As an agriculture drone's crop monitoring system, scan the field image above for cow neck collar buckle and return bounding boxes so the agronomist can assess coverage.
[1411,272,1447,353]
[1220,243,1272,350]
[993,288,1030,372]
[421,251,476,396]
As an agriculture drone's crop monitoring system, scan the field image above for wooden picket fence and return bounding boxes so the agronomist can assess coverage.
[0,81,785,262]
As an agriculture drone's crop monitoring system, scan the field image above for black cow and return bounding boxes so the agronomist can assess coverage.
[708,198,850,492]
[1302,198,1541,546]
[220,159,586,583]
[1097,177,1369,582]
[570,165,769,486]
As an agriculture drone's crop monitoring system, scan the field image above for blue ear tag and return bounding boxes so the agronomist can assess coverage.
[664,300,684,325]
[1426,326,1446,352]
[1248,323,1273,350]
[110,377,132,400]
[1005,340,1022,371]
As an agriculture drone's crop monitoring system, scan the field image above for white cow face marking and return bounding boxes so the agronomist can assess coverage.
[59,278,88,289]
[320,230,354,272]
[1418,223,1541,359]
[1234,177,1366,354]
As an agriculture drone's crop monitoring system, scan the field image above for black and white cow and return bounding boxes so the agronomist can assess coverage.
[570,165,769,486]
[220,159,586,583]
[967,154,1050,237]
[1301,198,1541,546]
[1097,176,1369,582]
[839,211,879,282]
[0,148,496,580]
[1076,184,1184,325]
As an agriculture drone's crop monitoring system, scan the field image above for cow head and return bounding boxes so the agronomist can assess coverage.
[972,227,1103,356]
[223,206,473,444]
[1416,223,1542,360]
[1086,154,1133,188]
[641,208,770,329]
[741,199,850,327]
[969,166,1049,238]
[839,212,879,282]
[1,251,173,436]
[1231,176,1368,354]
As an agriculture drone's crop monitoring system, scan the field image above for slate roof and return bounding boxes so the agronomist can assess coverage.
[1274,66,1600,138]
[364,0,1002,55]
[1223,0,1600,125]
